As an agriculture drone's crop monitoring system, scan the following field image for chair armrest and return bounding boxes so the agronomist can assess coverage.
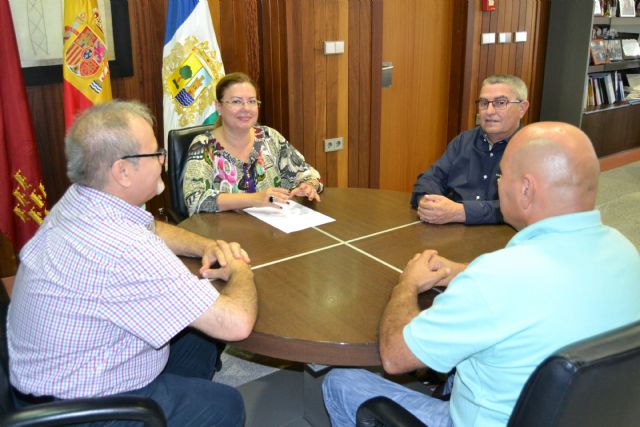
[157,207,184,225]
[356,396,427,427]
[1,396,166,427]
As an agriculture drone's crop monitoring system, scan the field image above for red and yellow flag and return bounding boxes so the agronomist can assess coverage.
[63,0,112,128]
[0,0,48,252]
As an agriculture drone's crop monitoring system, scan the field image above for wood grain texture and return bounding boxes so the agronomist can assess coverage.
[379,0,453,192]
[460,0,547,131]
[179,188,515,365]
[582,105,640,157]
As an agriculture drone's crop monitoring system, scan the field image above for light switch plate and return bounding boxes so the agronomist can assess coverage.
[334,40,345,54]
[498,32,512,43]
[515,31,527,42]
[324,41,336,55]
[481,33,496,45]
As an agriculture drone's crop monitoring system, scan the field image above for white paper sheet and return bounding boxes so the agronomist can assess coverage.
[243,201,335,233]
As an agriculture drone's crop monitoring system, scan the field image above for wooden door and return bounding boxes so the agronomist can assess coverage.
[378,1,454,192]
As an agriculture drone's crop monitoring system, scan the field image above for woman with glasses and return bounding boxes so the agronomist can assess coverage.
[183,72,322,215]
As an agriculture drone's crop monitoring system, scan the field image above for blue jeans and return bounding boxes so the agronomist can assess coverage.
[15,330,244,427]
[322,368,452,427]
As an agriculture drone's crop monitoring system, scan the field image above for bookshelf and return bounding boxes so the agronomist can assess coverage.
[540,0,640,156]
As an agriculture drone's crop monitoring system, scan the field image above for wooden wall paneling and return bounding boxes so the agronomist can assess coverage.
[519,1,534,122]
[459,1,548,132]
[260,0,289,137]
[285,0,304,153]
[483,11,495,78]
[123,0,170,216]
[300,1,318,169]
[26,84,67,206]
[324,0,340,187]
[260,0,280,132]
[219,0,260,79]
[259,0,274,125]
[368,0,382,188]
[460,1,480,136]
[347,0,363,187]
[335,0,350,187]
[514,1,527,78]
[347,0,382,187]
[313,0,328,183]
[508,0,519,72]
[582,105,640,157]
[624,106,640,151]
[446,3,468,143]
[209,0,221,35]
[379,1,453,192]
[495,0,507,72]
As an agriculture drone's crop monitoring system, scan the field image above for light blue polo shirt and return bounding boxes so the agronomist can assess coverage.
[404,210,640,426]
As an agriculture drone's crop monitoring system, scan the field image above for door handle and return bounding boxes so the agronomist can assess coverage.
[382,61,393,88]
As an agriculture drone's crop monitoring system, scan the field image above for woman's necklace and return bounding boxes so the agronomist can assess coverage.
[217,127,256,192]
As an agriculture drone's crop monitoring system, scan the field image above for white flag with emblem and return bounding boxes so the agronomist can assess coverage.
[162,0,224,153]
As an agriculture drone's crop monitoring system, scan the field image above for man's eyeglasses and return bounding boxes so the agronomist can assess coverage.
[220,98,262,108]
[476,98,522,110]
[120,148,167,166]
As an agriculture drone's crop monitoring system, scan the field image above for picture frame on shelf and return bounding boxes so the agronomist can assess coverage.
[605,39,624,61]
[621,38,640,58]
[590,39,609,64]
[594,0,604,16]
[618,0,636,17]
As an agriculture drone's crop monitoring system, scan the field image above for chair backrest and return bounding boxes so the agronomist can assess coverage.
[167,124,214,222]
[508,320,640,427]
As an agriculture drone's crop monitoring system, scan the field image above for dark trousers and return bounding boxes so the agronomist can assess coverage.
[15,330,243,427]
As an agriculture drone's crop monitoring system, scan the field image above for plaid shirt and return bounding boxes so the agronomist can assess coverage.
[8,184,218,398]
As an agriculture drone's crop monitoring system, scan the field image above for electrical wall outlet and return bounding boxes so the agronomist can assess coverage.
[324,137,344,152]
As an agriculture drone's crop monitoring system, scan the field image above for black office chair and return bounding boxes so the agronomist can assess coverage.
[356,320,640,427]
[0,279,167,426]
[165,124,214,223]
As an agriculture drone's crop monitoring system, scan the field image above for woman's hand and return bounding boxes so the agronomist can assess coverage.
[254,187,291,208]
[290,180,321,201]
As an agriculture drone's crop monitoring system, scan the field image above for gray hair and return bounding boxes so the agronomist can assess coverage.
[482,74,528,101]
[65,100,154,189]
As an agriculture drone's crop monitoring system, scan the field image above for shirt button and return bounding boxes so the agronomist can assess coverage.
[483,175,488,180]
[490,153,494,158]
[476,196,480,200]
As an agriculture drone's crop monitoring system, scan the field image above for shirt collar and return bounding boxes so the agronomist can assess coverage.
[73,184,154,229]
[507,210,602,247]
[482,125,521,150]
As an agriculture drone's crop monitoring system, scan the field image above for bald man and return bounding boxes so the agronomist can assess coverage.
[322,122,640,427]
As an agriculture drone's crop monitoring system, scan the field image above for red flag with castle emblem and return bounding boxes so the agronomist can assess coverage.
[63,0,112,128]
[0,0,48,252]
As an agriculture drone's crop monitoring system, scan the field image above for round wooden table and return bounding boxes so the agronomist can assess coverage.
[179,188,515,366]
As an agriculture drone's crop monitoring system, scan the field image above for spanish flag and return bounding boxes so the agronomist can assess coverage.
[0,0,48,252]
[63,0,112,129]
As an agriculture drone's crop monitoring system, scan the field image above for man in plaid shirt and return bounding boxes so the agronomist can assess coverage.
[8,100,257,426]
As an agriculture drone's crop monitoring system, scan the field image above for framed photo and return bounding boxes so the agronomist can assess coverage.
[9,0,132,86]
[618,0,636,17]
[590,39,609,65]
[594,0,604,16]
[605,39,624,61]
[621,38,640,59]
